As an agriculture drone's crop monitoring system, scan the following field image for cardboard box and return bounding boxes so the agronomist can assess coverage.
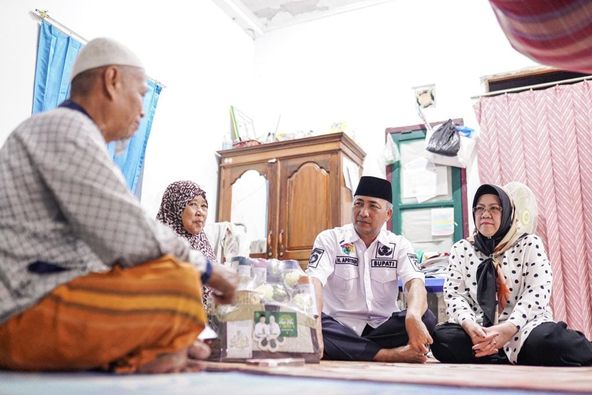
[209,300,320,363]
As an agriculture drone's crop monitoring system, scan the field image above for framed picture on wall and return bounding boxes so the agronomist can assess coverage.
[230,105,256,142]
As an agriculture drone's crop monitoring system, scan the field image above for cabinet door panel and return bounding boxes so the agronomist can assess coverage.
[217,133,365,265]
[278,155,332,260]
[218,162,273,257]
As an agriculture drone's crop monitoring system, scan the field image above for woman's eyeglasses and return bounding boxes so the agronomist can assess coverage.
[473,205,502,216]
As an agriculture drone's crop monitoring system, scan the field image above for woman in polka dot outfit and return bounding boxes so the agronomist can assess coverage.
[431,184,592,365]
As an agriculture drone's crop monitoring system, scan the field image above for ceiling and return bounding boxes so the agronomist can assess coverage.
[213,0,391,38]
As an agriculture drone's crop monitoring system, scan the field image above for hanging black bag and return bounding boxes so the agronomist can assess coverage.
[426,119,460,156]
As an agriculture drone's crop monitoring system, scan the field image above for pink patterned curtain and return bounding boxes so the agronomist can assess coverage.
[474,81,592,338]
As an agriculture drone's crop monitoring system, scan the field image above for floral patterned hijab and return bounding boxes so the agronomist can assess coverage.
[156,180,216,262]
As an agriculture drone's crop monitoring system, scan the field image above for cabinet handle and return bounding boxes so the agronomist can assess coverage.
[267,230,273,257]
[278,229,285,257]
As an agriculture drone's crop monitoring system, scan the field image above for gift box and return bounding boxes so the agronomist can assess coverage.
[208,258,321,363]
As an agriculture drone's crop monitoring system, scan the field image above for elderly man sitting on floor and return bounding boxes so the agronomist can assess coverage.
[0,37,237,374]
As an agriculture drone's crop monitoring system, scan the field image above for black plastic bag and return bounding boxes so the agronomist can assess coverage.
[426,119,460,156]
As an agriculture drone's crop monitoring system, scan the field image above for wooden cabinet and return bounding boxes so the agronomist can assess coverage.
[216,132,365,266]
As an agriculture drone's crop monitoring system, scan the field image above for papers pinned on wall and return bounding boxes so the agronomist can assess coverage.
[401,209,455,253]
[431,207,455,236]
[402,157,448,203]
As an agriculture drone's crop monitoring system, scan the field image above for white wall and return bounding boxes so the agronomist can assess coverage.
[0,0,255,218]
[1,0,541,229]
[251,0,539,207]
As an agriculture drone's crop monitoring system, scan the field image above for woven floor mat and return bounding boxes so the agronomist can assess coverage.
[204,360,592,393]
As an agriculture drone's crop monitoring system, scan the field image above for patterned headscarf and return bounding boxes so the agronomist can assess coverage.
[156,180,216,262]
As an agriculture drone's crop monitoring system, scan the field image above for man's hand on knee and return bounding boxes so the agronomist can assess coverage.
[405,313,433,354]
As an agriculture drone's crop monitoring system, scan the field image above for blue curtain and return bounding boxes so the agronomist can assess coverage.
[107,80,162,197]
[32,21,82,113]
[32,20,162,198]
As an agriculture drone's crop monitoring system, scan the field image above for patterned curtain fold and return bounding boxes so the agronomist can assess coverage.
[33,20,161,198]
[474,81,592,338]
[489,0,592,74]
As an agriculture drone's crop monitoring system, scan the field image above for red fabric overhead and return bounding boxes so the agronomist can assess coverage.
[490,0,592,73]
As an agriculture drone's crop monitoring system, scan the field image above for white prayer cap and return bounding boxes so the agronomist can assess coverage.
[70,37,143,81]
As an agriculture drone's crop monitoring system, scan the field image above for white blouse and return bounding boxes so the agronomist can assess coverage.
[445,234,554,363]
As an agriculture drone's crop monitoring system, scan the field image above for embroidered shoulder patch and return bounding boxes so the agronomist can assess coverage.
[308,248,324,268]
[407,253,421,271]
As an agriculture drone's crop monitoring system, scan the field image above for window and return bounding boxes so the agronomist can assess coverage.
[484,68,590,95]
[386,122,468,255]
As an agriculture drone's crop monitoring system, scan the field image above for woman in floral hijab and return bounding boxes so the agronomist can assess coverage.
[157,181,216,261]
[157,181,217,315]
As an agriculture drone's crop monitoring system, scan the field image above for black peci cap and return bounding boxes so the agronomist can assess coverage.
[354,176,392,202]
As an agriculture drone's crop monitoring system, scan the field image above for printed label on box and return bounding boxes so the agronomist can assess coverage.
[253,311,298,337]
[252,311,298,352]
[226,320,253,359]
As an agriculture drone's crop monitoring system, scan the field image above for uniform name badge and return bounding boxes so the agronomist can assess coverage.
[370,259,397,268]
[335,256,359,266]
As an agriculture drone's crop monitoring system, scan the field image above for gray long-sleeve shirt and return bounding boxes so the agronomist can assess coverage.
[0,107,206,324]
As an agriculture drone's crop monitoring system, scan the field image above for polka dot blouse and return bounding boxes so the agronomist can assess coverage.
[445,234,554,363]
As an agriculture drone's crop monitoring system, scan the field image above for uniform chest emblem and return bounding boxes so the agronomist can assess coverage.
[375,242,396,259]
[340,242,355,256]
